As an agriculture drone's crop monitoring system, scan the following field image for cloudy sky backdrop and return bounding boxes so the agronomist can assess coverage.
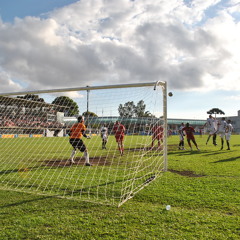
[0,0,240,119]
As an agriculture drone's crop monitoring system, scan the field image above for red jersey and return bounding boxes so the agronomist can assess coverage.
[182,126,195,139]
[70,122,86,139]
[152,125,163,137]
[113,123,125,137]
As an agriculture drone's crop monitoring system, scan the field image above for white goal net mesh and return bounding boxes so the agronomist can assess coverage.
[0,82,167,206]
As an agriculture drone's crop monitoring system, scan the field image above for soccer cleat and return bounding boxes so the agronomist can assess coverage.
[226,148,230,150]
[85,163,92,166]
[220,146,223,150]
[70,159,75,164]
[197,148,200,151]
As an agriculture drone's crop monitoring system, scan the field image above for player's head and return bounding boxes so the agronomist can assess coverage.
[77,115,84,123]
[209,115,212,118]
[181,122,184,126]
[222,117,225,120]
[186,122,189,127]
[227,119,231,123]
[115,121,119,124]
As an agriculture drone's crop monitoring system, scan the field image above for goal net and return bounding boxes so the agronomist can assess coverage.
[0,81,167,206]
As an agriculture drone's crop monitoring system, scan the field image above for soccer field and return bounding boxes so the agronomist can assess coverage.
[0,135,165,206]
[0,135,239,239]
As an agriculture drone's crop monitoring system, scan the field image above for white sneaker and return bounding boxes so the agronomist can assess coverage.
[70,159,75,164]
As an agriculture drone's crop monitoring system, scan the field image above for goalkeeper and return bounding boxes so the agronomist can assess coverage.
[69,115,91,166]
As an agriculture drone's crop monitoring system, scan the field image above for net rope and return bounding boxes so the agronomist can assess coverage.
[0,83,166,206]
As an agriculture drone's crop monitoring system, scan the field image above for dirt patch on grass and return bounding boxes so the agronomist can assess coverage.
[169,169,205,177]
[43,156,111,167]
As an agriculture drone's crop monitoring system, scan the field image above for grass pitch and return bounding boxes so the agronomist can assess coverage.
[1,135,240,239]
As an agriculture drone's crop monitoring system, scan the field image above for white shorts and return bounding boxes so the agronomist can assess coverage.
[225,133,231,141]
[207,127,216,135]
[102,135,108,141]
[218,131,225,139]
[179,135,184,141]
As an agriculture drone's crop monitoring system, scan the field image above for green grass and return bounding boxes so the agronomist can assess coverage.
[1,135,240,239]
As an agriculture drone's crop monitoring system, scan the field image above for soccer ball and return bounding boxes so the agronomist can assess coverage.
[168,92,173,97]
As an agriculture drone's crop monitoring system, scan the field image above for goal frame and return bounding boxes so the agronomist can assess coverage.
[0,81,168,206]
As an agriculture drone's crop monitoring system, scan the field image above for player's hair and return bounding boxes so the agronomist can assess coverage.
[77,115,84,122]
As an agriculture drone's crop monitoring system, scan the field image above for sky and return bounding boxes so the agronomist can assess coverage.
[0,0,240,119]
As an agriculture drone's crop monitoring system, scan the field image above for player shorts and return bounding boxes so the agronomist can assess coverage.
[102,135,108,141]
[179,135,184,141]
[69,138,86,152]
[207,127,216,135]
[187,136,195,141]
[225,133,231,141]
[115,135,124,142]
[218,131,225,139]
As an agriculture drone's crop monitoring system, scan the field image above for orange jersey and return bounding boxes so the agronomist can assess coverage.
[70,122,86,139]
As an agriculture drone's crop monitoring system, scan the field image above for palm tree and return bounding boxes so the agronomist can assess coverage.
[207,108,225,118]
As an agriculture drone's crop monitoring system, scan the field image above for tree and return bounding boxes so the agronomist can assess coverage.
[207,108,225,118]
[118,101,135,117]
[118,100,153,117]
[17,94,45,102]
[52,96,79,116]
[83,111,98,117]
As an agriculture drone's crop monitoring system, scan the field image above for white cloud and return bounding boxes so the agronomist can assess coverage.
[0,0,240,94]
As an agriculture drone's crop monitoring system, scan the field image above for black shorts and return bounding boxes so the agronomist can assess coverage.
[69,138,86,152]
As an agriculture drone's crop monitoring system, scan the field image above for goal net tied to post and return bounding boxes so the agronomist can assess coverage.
[0,81,167,207]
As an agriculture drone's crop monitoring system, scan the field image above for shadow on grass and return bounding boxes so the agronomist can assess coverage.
[0,195,55,209]
[211,156,240,163]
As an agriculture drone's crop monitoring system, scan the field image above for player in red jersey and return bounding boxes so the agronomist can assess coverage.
[113,121,126,155]
[182,123,200,151]
[151,123,164,149]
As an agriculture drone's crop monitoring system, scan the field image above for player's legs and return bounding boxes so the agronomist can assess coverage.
[151,136,156,148]
[192,138,200,151]
[84,149,91,166]
[212,133,217,146]
[116,136,124,155]
[206,134,211,145]
[226,134,231,150]
[187,139,192,150]
[219,133,224,150]
[69,138,77,163]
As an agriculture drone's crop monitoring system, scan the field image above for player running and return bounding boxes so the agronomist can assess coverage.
[204,115,217,146]
[69,115,91,166]
[225,120,233,150]
[178,122,185,150]
[217,117,227,150]
[182,123,200,151]
[113,121,126,155]
[100,124,108,149]
[151,123,164,149]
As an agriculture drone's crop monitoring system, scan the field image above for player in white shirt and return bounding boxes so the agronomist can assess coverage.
[217,117,227,150]
[225,120,233,150]
[178,123,185,150]
[204,115,217,146]
[100,124,108,149]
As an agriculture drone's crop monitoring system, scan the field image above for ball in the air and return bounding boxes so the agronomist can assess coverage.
[168,92,173,97]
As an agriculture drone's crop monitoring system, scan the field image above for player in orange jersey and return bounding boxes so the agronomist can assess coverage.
[69,116,91,165]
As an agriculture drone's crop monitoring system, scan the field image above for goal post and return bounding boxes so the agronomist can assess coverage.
[0,81,167,206]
